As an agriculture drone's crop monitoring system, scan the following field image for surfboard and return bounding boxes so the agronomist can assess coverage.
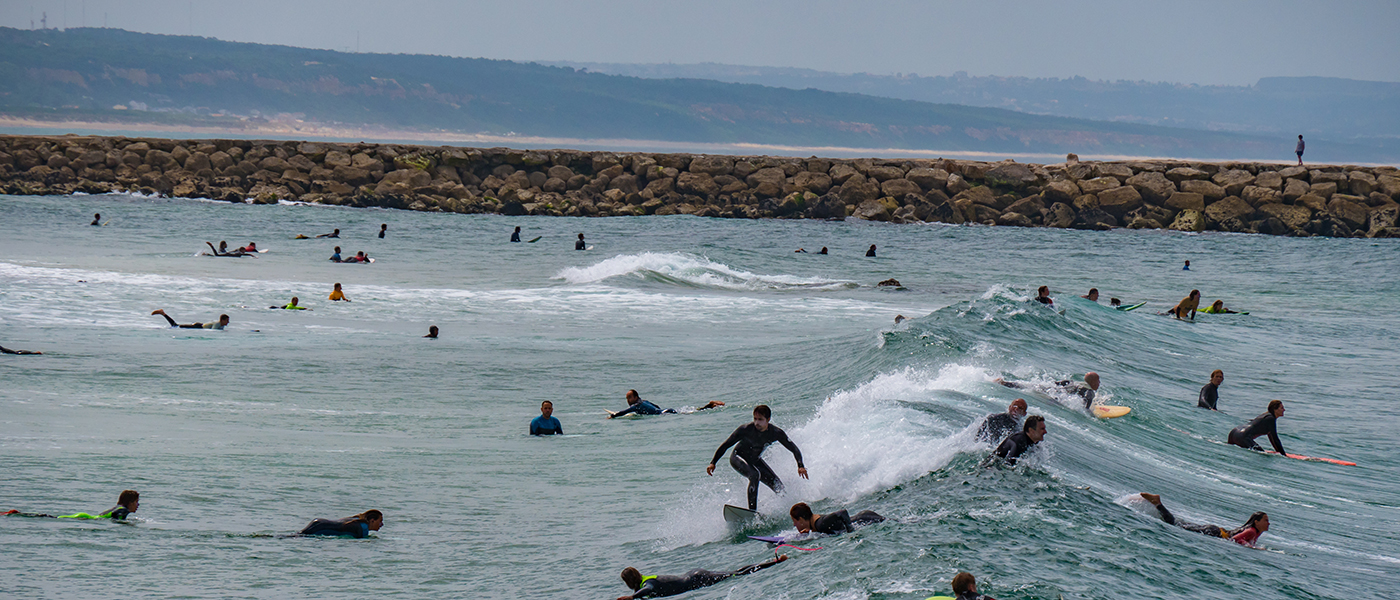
[1092,405,1132,419]
[723,504,757,523]
[586,245,595,250]
[1264,451,1356,466]
[527,236,542,243]
[1116,302,1147,311]
[925,597,956,600]
[747,535,787,544]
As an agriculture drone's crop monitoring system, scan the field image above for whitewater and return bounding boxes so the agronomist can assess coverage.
[1,192,1397,599]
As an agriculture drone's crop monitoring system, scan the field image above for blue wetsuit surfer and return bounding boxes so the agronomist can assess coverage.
[617,555,788,599]
[531,401,563,435]
[609,390,724,418]
[707,405,807,511]
[299,510,383,538]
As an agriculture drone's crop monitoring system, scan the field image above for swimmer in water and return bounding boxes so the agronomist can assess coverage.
[91,213,101,226]
[1228,400,1286,455]
[425,325,439,339]
[151,309,229,330]
[576,233,586,250]
[1034,285,1053,305]
[997,373,1099,410]
[1202,299,1238,314]
[317,229,340,238]
[378,224,387,239]
[794,248,807,253]
[343,251,369,264]
[977,399,1027,443]
[1183,260,1191,270]
[617,555,788,600]
[240,242,258,253]
[1082,288,1099,301]
[866,244,877,257]
[951,571,997,600]
[329,283,350,302]
[329,246,342,262]
[6,489,139,520]
[894,315,906,324]
[270,297,309,310]
[531,400,563,435]
[608,389,723,418]
[987,414,1046,466]
[818,247,828,255]
[298,510,383,538]
[1110,297,1123,308]
[1,345,43,355]
[707,405,808,511]
[789,502,885,535]
[205,241,249,257]
[1138,494,1268,548]
[1197,369,1224,410]
[1168,290,1201,320]
[511,226,521,242]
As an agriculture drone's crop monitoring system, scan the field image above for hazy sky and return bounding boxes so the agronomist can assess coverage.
[4,0,1398,85]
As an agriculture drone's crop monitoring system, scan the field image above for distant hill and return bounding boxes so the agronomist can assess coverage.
[1,27,1393,162]
[549,61,1400,144]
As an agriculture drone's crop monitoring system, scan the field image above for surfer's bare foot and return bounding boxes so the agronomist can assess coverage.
[151,309,165,315]
[1139,493,1161,505]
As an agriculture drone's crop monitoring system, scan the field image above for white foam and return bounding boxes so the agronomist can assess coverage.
[554,252,857,291]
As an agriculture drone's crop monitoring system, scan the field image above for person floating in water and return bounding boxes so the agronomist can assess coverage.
[788,502,884,535]
[343,251,370,264]
[1228,400,1286,455]
[151,309,228,330]
[951,571,997,600]
[576,233,587,250]
[378,224,387,239]
[329,246,342,262]
[1168,290,1201,321]
[865,244,877,257]
[608,389,723,418]
[818,247,828,255]
[240,242,258,253]
[1183,260,1191,271]
[298,510,383,538]
[424,325,439,339]
[1110,298,1123,308]
[511,226,522,242]
[1082,288,1099,302]
[317,229,340,238]
[329,283,350,302]
[997,373,1099,410]
[531,400,563,435]
[1197,369,1224,410]
[90,213,101,226]
[6,489,139,520]
[616,555,788,600]
[987,415,1046,466]
[271,297,309,310]
[977,399,1027,443]
[1138,493,1267,548]
[1034,285,1053,305]
[205,241,251,257]
[894,315,906,324]
[1,345,43,355]
[1201,300,1238,314]
[707,404,807,511]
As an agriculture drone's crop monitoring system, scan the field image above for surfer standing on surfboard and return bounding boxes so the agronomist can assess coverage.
[1228,400,1286,455]
[707,405,807,511]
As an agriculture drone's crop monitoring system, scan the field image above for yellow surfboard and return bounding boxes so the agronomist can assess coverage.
[1092,405,1132,419]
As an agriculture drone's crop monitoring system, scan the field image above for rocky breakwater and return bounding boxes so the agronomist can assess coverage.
[2,135,1399,238]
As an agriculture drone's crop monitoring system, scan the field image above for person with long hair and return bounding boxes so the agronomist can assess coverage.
[1139,494,1269,547]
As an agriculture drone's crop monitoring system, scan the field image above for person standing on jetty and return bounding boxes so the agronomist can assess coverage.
[707,404,807,511]
[1296,135,1305,165]
[531,401,563,435]
[1198,370,1224,410]
[1228,400,1287,455]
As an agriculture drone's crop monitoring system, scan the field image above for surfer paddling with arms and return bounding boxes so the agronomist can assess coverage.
[996,373,1099,410]
[707,405,807,511]
[1138,493,1268,548]
[984,415,1046,467]
[789,502,884,535]
[1168,289,1201,320]
[977,399,1027,443]
[609,389,724,418]
[616,555,788,599]
[1228,400,1286,455]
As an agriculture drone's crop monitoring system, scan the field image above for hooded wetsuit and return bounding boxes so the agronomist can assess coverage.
[710,423,804,511]
[992,432,1038,465]
[612,400,677,417]
[628,559,784,599]
[977,412,1021,443]
[1228,412,1285,454]
[1197,383,1219,410]
[299,516,371,538]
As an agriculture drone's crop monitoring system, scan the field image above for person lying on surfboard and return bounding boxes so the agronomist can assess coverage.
[298,509,383,538]
[152,309,229,330]
[948,571,997,600]
[1167,289,1201,320]
[976,399,1027,443]
[1138,493,1268,548]
[616,555,788,600]
[609,389,724,418]
[4,489,139,521]
[1228,400,1286,455]
[789,502,884,535]
[1201,299,1239,314]
[985,415,1046,467]
[1197,370,1224,410]
[707,404,807,511]
[996,373,1099,410]
[1082,288,1099,302]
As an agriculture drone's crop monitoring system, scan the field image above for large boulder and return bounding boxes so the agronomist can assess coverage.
[866,165,904,182]
[793,171,832,194]
[837,178,881,204]
[1004,195,1046,216]
[1165,192,1205,213]
[954,185,998,208]
[828,163,861,185]
[688,156,734,176]
[1097,185,1143,219]
[1276,166,1307,179]
[1369,203,1400,235]
[972,204,1002,223]
[1348,171,1377,196]
[1212,169,1255,196]
[945,173,971,195]
[1327,197,1370,229]
[926,199,966,224]
[880,178,922,198]
[1092,163,1133,180]
[1379,174,1400,198]
[1045,202,1076,228]
[1253,171,1283,190]
[1310,170,1349,191]
[1126,171,1176,204]
[1073,207,1117,229]
[1042,180,1081,203]
[1165,167,1208,182]
[1283,178,1310,202]
[676,172,720,196]
[985,163,1039,188]
[1258,203,1312,230]
[853,199,893,221]
[996,212,1035,227]
[905,167,947,191]
[1205,195,1254,222]
[1296,193,1327,213]
[1168,209,1206,232]
[1180,179,1226,201]
[1079,176,1120,195]
[1241,185,1283,207]
[1308,181,1337,199]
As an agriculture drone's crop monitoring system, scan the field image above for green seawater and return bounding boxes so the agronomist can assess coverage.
[1,193,1397,599]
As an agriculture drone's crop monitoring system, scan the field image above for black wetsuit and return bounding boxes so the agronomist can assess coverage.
[378,228,386,239]
[511,230,521,242]
[811,509,886,535]
[299,516,371,538]
[865,247,876,257]
[1,345,41,355]
[630,560,782,599]
[612,400,676,417]
[1034,295,1053,305]
[710,423,805,511]
[1154,502,1226,538]
[1197,383,1219,410]
[977,412,1021,443]
[1228,412,1285,454]
[575,238,586,250]
[992,432,1038,465]
[999,379,1094,409]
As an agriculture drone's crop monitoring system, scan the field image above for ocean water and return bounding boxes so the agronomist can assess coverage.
[1,192,1396,600]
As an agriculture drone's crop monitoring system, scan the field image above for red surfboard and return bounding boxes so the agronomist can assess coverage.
[1265,451,1356,466]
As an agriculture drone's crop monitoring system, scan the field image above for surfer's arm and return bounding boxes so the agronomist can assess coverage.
[774,429,805,469]
[610,405,641,419]
[997,379,1025,390]
[709,428,744,467]
[1267,429,1285,455]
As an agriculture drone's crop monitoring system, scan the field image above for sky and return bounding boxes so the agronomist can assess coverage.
[3,0,1398,86]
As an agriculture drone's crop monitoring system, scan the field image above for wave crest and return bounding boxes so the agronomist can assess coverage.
[554,252,857,291]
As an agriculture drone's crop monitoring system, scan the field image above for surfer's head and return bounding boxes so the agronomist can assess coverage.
[118,490,139,512]
[789,502,815,533]
[1210,370,1224,385]
[218,315,230,327]
[1009,399,1028,417]
[1189,289,1200,299]
[540,400,554,419]
[752,405,772,431]
[952,572,978,595]
[1268,399,1284,417]
[353,509,384,531]
[1038,285,1049,297]
[620,567,644,590]
[1211,300,1225,311]
[1085,288,1098,301]
[1246,512,1269,533]
[1084,372,1100,390]
[1023,415,1047,443]
[626,390,641,406]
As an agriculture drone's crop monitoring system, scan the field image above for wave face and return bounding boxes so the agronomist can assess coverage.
[555,251,859,291]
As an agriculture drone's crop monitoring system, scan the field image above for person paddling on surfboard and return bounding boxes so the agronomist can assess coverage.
[1168,289,1201,320]
[616,555,788,600]
[609,389,724,418]
[707,405,807,511]
[948,571,997,600]
[1033,285,1053,306]
[152,309,229,330]
[789,502,884,535]
[985,414,1046,467]
[1138,493,1268,548]
[298,509,383,538]
[270,297,309,310]
[1228,400,1286,455]
[1082,288,1099,302]
[1201,299,1239,314]
[977,399,1027,443]
[5,489,139,520]
[1197,370,1224,410]
[996,373,1099,410]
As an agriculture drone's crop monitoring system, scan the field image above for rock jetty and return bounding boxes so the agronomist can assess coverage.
[3,135,1399,238]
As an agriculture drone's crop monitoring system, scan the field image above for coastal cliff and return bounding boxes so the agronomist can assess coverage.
[3,134,1398,238]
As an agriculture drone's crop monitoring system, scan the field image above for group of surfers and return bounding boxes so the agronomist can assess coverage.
[1032,285,1239,317]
